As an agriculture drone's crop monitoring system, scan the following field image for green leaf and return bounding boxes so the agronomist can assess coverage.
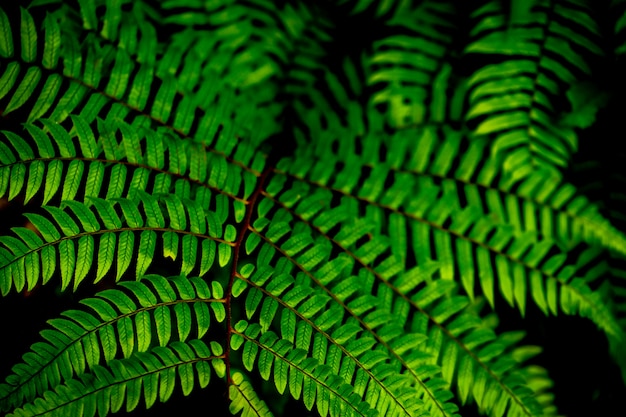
[20,7,37,63]
[42,13,61,69]
[136,230,156,277]
[218,242,232,267]
[60,159,83,201]
[42,159,62,205]
[28,74,62,122]
[106,48,133,99]
[229,371,274,417]
[116,230,134,281]
[58,239,75,292]
[180,234,198,276]
[154,305,171,347]
[71,115,99,158]
[174,302,192,342]
[0,62,20,103]
[118,316,134,358]
[96,232,116,283]
[135,310,152,352]
[4,66,41,115]
[199,239,216,276]
[23,160,44,204]
[0,8,13,57]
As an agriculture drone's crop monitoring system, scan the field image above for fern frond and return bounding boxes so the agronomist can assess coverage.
[236,162,560,416]
[0,275,223,412]
[279,130,622,340]
[0,196,232,295]
[160,0,286,86]
[0,5,271,154]
[6,340,220,417]
[0,116,260,206]
[375,126,626,256]
[157,0,311,140]
[0,7,60,119]
[464,0,603,171]
[264,125,626,415]
[363,0,457,128]
[257,169,555,417]
[235,256,450,416]
[229,370,274,417]
[237,190,463,416]
[236,328,381,417]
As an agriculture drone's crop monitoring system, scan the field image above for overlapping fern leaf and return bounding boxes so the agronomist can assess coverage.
[1,1,626,417]
[464,0,604,170]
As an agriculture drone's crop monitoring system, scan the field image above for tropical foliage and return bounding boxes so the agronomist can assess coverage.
[0,0,625,416]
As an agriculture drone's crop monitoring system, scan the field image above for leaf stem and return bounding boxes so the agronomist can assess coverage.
[224,166,272,393]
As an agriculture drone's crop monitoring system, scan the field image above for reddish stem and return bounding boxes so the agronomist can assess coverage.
[224,166,272,390]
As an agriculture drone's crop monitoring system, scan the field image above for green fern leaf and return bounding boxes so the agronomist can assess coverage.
[0,195,233,294]
[464,0,603,171]
[6,340,219,417]
[0,276,220,412]
[0,8,12,57]
[229,370,274,417]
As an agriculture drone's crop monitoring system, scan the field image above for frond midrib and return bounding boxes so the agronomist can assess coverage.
[0,296,222,406]
[275,168,621,338]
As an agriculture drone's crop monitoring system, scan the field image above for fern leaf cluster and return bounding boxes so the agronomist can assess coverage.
[1,1,625,416]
